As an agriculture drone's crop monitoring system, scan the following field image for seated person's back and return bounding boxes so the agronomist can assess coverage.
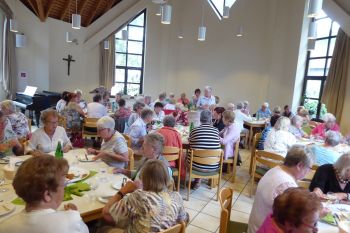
[87,94,107,118]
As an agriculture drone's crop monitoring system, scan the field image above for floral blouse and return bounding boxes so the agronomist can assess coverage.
[0,121,18,157]
[7,112,30,139]
[61,102,82,133]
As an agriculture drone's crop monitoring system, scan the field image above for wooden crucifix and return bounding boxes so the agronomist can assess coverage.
[62,54,75,76]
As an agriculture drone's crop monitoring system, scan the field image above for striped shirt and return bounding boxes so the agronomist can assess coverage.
[100,131,128,168]
[187,124,221,172]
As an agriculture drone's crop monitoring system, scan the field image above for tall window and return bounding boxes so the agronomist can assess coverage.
[114,10,146,96]
[301,10,339,118]
[208,0,236,19]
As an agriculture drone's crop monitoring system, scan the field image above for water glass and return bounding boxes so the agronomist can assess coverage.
[0,170,8,193]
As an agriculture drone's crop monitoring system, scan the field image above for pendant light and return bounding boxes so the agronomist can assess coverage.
[236,25,243,37]
[72,0,81,29]
[198,1,206,41]
[66,32,73,43]
[156,5,162,16]
[104,40,110,50]
[223,6,230,18]
[161,4,172,24]
[308,0,323,18]
[122,30,128,40]
[308,20,317,39]
[10,19,18,32]
[16,34,26,48]
[307,39,316,51]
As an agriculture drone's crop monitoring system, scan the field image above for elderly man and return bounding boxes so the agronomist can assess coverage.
[248,145,315,233]
[128,109,154,150]
[311,113,340,139]
[87,94,107,118]
[234,102,252,132]
[310,130,342,165]
[196,86,216,110]
[256,102,272,118]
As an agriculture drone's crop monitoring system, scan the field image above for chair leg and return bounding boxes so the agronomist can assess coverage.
[187,173,191,201]
[216,178,220,201]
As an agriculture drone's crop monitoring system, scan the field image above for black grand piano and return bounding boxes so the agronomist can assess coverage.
[13,90,61,126]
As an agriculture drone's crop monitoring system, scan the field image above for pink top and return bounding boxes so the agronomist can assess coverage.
[219,123,240,160]
[311,123,340,139]
[257,214,283,233]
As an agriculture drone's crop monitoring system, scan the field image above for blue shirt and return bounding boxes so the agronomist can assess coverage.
[310,145,341,165]
[196,95,215,109]
[256,108,272,118]
[258,126,271,150]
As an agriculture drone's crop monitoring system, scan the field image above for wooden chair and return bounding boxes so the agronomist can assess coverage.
[127,147,134,170]
[159,222,186,233]
[122,133,132,147]
[222,140,240,183]
[187,149,223,201]
[250,150,284,197]
[240,131,248,149]
[82,118,99,139]
[219,188,248,233]
[249,132,262,175]
[163,146,182,191]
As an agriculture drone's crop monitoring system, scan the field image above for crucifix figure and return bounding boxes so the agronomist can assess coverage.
[62,54,75,76]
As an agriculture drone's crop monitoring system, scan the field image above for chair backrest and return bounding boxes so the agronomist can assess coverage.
[253,132,262,150]
[255,150,284,168]
[58,115,67,129]
[160,222,186,233]
[219,188,233,233]
[84,118,99,123]
[127,147,134,170]
[190,149,223,166]
[163,146,181,162]
[122,133,132,147]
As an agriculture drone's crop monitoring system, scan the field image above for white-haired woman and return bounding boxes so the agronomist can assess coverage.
[264,117,296,156]
[289,115,307,139]
[256,102,272,119]
[311,113,340,139]
[0,100,30,139]
[310,153,350,201]
[87,116,128,168]
[310,130,342,165]
[196,86,216,110]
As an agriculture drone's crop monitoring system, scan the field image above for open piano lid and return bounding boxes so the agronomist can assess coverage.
[22,86,37,97]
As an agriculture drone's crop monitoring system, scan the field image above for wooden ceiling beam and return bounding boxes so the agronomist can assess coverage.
[60,0,71,20]
[86,0,103,26]
[35,0,45,21]
[78,0,88,14]
[26,0,40,18]
[44,0,55,19]
[106,0,116,12]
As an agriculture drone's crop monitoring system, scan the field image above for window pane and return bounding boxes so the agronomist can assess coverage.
[115,26,127,39]
[130,14,144,26]
[127,84,140,96]
[116,39,127,53]
[209,0,224,16]
[331,21,340,36]
[304,99,319,118]
[310,39,328,58]
[128,26,144,41]
[116,53,126,66]
[127,55,142,67]
[325,59,332,76]
[115,69,125,82]
[328,38,336,56]
[127,70,141,83]
[315,10,327,19]
[305,80,321,98]
[128,41,143,54]
[316,18,332,38]
[307,59,326,76]
[113,82,125,94]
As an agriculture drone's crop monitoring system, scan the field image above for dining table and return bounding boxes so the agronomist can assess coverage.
[0,149,127,223]
[318,202,350,233]
[244,118,268,149]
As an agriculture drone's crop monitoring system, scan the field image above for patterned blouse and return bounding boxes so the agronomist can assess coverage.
[61,102,82,133]
[7,112,30,138]
[0,121,18,158]
[109,190,188,233]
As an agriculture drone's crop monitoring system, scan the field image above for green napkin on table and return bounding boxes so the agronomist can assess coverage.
[321,213,337,226]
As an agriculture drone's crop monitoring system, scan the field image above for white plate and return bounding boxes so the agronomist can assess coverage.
[66,167,89,183]
[0,204,15,217]
[98,196,113,204]
[78,155,95,162]
[330,203,350,213]
[0,157,10,164]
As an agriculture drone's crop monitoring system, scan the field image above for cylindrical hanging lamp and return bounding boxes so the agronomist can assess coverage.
[308,20,317,39]
[156,5,163,16]
[307,38,316,50]
[122,30,128,40]
[308,0,323,18]
[236,25,243,37]
[198,26,206,41]
[72,14,81,29]
[10,19,18,32]
[104,40,110,50]
[161,4,172,24]
[66,31,73,43]
[223,6,230,18]
[16,34,26,48]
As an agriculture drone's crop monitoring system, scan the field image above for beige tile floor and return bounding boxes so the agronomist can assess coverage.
[180,149,256,233]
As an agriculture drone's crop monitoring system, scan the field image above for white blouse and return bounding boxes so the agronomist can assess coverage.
[264,128,296,156]
[28,126,72,153]
[0,209,89,233]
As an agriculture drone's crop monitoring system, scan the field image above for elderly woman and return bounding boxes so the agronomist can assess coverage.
[191,88,201,107]
[173,103,189,126]
[103,160,188,233]
[196,86,216,110]
[310,131,342,165]
[242,100,250,115]
[177,93,190,108]
[289,115,307,139]
[188,110,221,189]
[212,107,225,132]
[310,153,350,201]
[87,116,128,168]
[153,102,165,122]
[0,155,88,233]
[157,116,182,149]
[114,99,131,120]
[258,115,281,150]
[248,145,315,233]
[311,113,340,139]
[272,106,281,116]
[28,109,72,155]
[61,93,85,135]
[127,101,145,128]
[220,111,240,160]
[0,111,23,157]
[256,102,272,119]
[74,89,87,113]
[264,117,296,156]
[0,100,30,139]
[114,133,172,181]
[234,102,252,132]
[258,187,322,232]
[128,109,154,150]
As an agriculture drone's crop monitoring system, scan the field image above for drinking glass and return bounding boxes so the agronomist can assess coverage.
[0,170,8,193]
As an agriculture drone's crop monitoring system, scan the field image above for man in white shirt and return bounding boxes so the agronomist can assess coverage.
[87,94,107,118]
[234,102,252,132]
[128,109,154,150]
[196,86,216,110]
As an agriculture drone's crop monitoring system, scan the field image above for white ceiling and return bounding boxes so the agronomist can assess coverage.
[334,0,350,15]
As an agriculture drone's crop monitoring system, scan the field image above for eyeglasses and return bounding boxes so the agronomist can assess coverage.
[303,221,318,232]
[97,128,108,132]
[46,121,58,125]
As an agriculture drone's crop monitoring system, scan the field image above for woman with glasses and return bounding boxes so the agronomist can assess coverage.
[258,187,321,233]
[28,109,72,156]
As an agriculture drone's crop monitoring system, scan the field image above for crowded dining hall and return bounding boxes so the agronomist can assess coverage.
[1,0,350,232]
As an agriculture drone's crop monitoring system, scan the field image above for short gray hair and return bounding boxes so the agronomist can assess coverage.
[140,109,154,120]
[0,100,16,113]
[133,102,145,111]
[262,102,269,107]
[200,110,212,124]
[74,89,83,95]
[334,153,350,178]
[163,115,176,127]
[325,130,341,146]
[243,101,249,107]
[144,133,164,155]
[273,106,281,114]
[204,86,212,92]
[323,113,336,123]
[41,109,59,124]
[284,145,314,168]
[236,102,244,110]
[97,116,115,130]
[291,115,303,126]
[274,116,291,131]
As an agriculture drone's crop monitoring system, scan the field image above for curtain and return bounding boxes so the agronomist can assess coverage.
[99,34,115,92]
[321,29,350,122]
[0,0,16,99]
